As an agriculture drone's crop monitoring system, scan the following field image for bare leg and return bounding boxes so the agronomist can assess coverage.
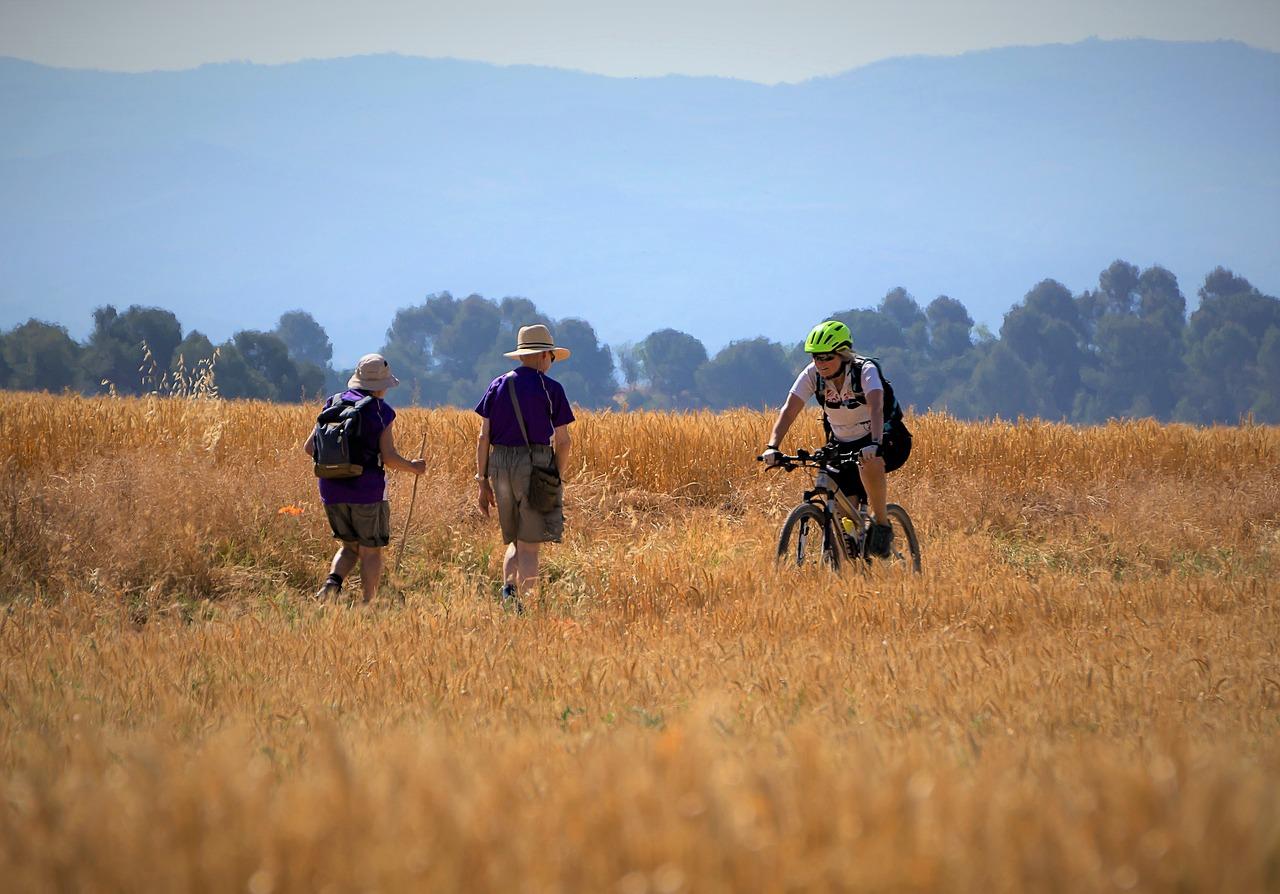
[503,542,518,587]
[859,456,889,525]
[330,542,360,578]
[357,545,383,603]
[514,541,541,597]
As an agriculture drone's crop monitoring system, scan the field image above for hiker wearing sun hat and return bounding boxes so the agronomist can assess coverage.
[303,352,426,605]
[474,324,576,612]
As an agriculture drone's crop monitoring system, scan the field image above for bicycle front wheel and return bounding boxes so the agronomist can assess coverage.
[776,503,842,571]
[881,503,922,572]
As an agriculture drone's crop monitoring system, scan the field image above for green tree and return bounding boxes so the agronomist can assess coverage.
[0,320,82,392]
[83,305,183,394]
[637,328,708,405]
[1136,265,1186,340]
[829,306,905,353]
[437,295,502,383]
[211,342,271,400]
[879,288,929,353]
[959,342,1039,419]
[549,318,617,409]
[1076,263,1187,421]
[614,342,643,388]
[217,331,305,401]
[1178,269,1280,422]
[695,338,791,410]
[1098,259,1141,317]
[1078,315,1179,420]
[999,280,1085,418]
[925,295,974,361]
[274,310,333,367]
[381,292,460,405]
[1253,327,1280,422]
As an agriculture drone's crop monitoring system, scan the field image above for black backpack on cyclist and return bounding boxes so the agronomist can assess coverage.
[311,392,384,479]
[813,356,905,441]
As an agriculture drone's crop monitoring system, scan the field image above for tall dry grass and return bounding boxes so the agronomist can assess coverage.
[1,391,1277,891]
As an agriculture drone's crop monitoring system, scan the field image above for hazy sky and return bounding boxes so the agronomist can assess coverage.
[2,0,1277,82]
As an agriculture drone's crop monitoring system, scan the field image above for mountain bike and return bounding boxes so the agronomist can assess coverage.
[758,447,921,573]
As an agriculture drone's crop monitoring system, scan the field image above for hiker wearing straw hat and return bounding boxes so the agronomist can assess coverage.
[474,324,576,612]
[303,353,426,604]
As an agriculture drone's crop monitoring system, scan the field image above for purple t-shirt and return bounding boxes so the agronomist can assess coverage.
[475,367,575,446]
[317,390,396,505]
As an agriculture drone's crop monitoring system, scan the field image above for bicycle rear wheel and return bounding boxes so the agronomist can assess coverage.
[878,504,921,572]
[776,503,842,571]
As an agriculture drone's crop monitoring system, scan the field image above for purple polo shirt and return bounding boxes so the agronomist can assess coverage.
[317,390,396,505]
[475,367,575,446]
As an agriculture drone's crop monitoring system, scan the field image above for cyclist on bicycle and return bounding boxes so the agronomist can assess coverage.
[762,320,913,557]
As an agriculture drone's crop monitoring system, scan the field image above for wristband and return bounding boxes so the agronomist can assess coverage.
[474,473,487,482]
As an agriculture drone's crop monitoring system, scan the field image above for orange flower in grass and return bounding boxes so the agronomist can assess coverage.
[277,505,305,516]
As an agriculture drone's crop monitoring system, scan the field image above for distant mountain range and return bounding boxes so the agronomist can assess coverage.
[1,39,1277,365]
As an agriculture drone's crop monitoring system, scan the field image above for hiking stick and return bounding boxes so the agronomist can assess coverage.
[395,431,428,575]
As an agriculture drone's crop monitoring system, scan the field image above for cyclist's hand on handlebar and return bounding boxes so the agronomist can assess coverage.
[761,447,784,467]
[859,442,883,462]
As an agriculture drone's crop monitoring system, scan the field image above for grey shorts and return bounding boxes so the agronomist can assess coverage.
[488,444,564,544]
[324,501,391,548]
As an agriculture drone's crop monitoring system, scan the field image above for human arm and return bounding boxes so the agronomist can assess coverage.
[552,424,572,481]
[763,393,807,464]
[475,417,494,515]
[860,388,885,460]
[301,431,315,459]
[378,421,426,475]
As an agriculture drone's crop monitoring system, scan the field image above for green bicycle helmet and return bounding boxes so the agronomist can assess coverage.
[803,320,852,354]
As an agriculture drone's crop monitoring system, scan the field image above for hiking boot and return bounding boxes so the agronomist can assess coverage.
[869,522,895,559]
[314,581,341,601]
[500,583,524,615]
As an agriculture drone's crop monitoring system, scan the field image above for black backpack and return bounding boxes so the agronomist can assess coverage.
[814,355,905,440]
[311,392,383,479]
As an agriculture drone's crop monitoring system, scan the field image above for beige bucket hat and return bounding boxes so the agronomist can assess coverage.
[347,353,400,390]
[504,324,571,361]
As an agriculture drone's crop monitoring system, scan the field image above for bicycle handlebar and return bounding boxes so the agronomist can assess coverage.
[756,446,856,472]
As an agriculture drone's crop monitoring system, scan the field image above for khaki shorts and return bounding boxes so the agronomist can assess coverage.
[488,444,564,544]
[324,501,391,548]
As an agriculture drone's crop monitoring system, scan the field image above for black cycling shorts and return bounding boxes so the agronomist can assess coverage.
[826,425,912,503]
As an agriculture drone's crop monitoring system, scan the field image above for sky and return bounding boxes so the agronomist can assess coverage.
[2,0,1278,83]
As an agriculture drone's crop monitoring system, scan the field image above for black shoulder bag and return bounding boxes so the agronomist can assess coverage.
[505,375,562,512]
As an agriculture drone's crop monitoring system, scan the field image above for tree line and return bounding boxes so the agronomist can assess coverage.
[2,261,1277,424]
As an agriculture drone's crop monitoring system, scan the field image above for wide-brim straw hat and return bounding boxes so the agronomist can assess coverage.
[347,353,400,390]
[504,324,571,361]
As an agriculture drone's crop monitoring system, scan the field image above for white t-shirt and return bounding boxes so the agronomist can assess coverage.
[789,360,884,442]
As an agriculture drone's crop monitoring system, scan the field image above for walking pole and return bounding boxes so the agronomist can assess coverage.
[395,431,428,576]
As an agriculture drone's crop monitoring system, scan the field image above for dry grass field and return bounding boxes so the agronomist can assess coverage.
[1,391,1278,892]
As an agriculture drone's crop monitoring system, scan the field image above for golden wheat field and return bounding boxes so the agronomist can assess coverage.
[1,391,1278,892]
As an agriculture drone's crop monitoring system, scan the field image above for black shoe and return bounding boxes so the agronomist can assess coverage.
[500,583,524,614]
[869,522,895,558]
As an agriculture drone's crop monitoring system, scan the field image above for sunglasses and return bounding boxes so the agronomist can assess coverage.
[810,352,838,362]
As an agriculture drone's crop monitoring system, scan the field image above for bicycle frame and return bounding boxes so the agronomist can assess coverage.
[761,446,923,573]
[768,448,871,561]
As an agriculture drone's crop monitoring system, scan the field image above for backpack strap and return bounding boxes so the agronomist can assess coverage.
[813,367,833,440]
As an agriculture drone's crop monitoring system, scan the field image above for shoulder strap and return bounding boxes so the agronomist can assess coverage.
[811,368,833,440]
[505,374,535,458]
[848,357,867,396]
[536,372,555,424]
